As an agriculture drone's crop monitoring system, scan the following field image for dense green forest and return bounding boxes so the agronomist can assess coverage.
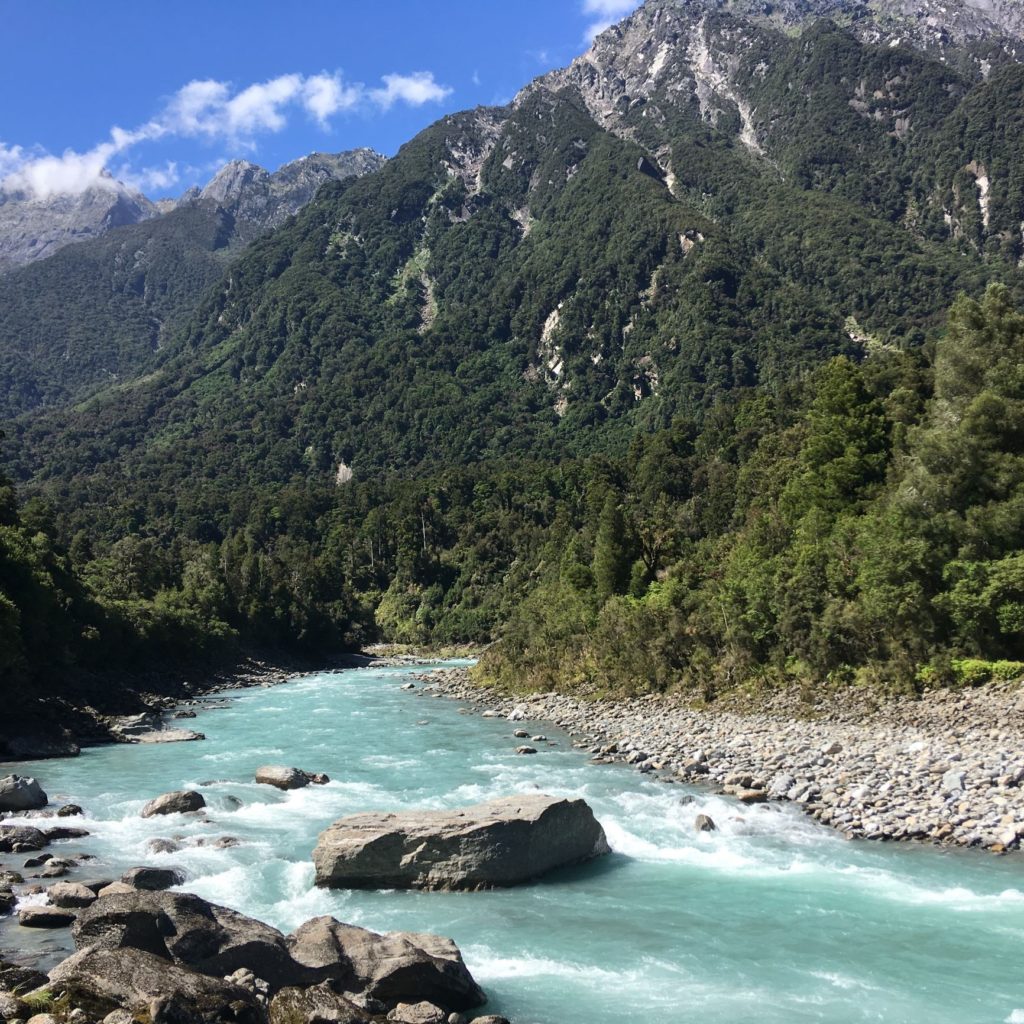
[5,284,1024,700]
[5,5,1024,705]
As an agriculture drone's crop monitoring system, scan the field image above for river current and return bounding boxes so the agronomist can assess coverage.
[4,663,1024,1023]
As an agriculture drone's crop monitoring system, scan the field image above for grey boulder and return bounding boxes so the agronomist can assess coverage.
[48,882,99,908]
[140,790,206,818]
[287,916,485,1011]
[120,866,185,891]
[0,826,48,853]
[387,1002,447,1024]
[49,946,261,1024]
[255,766,329,790]
[72,889,310,992]
[19,905,77,928]
[313,794,609,890]
[0,775,48,812]
[268,982,371,1024]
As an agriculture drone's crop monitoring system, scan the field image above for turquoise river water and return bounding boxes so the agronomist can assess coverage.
[3,663,1024,1023]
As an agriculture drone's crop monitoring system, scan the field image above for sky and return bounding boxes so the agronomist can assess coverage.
[0,0,639,200]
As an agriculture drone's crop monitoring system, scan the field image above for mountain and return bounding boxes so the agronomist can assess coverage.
[0,149,385,417]
[0,177,158,274]
[4,0,1024,696]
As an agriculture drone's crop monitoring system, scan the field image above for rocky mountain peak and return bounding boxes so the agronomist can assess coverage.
[0,180,158,274]
[199,159,270,206]
[190,149,387,233]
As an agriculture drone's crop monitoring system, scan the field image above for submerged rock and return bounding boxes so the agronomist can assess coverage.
[140,790,205,818]
[313,793,610,890]
[0,775,48,812]
[287,916,485,1011]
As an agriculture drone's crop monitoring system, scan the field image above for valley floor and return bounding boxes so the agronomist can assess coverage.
[423,668,1024,854]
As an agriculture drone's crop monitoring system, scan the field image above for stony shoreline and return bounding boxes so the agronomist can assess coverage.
[419,668,1024,854]
[0,651,441,763]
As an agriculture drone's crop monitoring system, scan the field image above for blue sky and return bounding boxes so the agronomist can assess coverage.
[0,0,638,199]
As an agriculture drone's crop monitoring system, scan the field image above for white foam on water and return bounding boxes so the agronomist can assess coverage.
[809,970,882,993]
[464,948,645,984]
[1005,1011,1024,1023]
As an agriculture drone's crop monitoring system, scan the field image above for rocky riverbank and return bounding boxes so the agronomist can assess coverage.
[418,669,1024,854]
[0,651,440,763]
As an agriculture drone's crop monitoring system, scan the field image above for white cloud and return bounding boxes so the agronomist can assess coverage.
[582,0,638,42]
[2,68,452,199]
[118,160,180,193]
[303,73,362,126]
[370,72,452,111]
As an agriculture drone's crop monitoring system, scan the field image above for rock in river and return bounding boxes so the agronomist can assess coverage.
[140,790,205,818]
[287,916,485,1011]
[0,774,48,811]
[254,765,328,790]
[19,906,77,928]
[0,825,48,853]
[313,793,610,891]
[120,866,185,891]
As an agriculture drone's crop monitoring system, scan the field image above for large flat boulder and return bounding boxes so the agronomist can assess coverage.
[312,794,609,891]
[0,775,48,811]
[49,947,262,1024]
[287,916,485,1012]
[72,889,310,992]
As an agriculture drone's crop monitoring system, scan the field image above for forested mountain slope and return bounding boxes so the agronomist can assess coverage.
[0,150,384,418]
[5,0,1024,705]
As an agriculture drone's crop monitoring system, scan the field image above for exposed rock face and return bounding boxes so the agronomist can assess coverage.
[312,794,610,890]
[198,150,385,236]
[287,917,486,1011]
[49,947,262,1024]
[0,181,157,274]
[0,774,48,811]
[140,790,206,817]
[72,890,308,992]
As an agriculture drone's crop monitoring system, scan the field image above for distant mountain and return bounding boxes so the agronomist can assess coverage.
[0,149,385,417]
[0,149,385,276]
[12,0,1022,507]
[0,177,159,274]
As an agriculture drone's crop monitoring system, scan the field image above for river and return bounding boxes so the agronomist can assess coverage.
[3,663,1024,1023]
